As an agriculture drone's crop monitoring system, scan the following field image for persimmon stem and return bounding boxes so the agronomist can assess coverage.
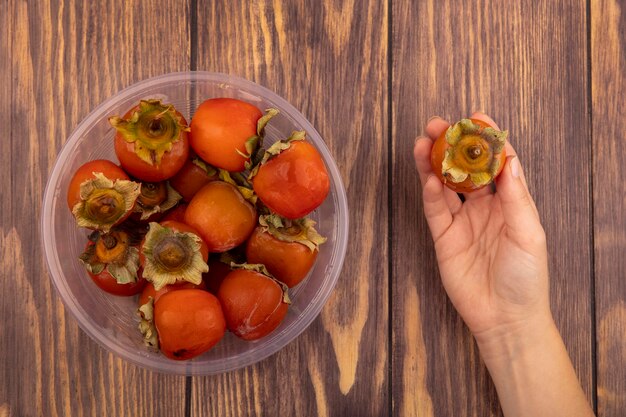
[149,118,163,134]
[468,145,482,159]
[102,234,118,250]
[154,238,189,271]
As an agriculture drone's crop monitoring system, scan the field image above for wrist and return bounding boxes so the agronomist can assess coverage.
[474,311,557,366]
[474,313,595,417]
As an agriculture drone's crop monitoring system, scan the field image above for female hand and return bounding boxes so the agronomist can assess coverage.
[413,112,551,346]
[414,112,595,417]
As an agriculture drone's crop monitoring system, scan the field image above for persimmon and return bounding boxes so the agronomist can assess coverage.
[189,98,277,172]
[169,158,218,202]
[217,266,290,340]
[184,181,257,253]
[67,160,140,232]
[430,118,507,193]
[251,132,330,219]
[140,220,209,290]
[110,99,190,182]
[138,279,207,307]
[245,215,325,288]
[79,228,146,296]
[132,181,182,222]
[160,203,188,223]
[153,289,226,360]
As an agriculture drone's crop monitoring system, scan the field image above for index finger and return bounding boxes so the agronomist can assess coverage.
[414,116,450,186]
[425,117,450,141]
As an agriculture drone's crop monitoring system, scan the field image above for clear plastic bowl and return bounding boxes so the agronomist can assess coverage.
[41,72,349,375]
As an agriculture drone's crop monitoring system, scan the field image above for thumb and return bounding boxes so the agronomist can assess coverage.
[496,156,543,240]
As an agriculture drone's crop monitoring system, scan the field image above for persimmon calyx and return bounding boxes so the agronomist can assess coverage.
[141,222,208,290]
[248,130,306,179]
[134,181,182,220]
[79,229,141,284]
[72,173,141,232]
[109,99,189,166]
[241,108,280,170]
[219,250,244,265]
[192,158,218,177]
[230,262,292,304]
[259,214,326,251]
[218,170,257,204]
[442,119,507,186]
[137,297,159,349]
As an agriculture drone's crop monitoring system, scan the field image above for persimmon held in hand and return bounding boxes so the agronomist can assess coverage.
[430,118,507,193]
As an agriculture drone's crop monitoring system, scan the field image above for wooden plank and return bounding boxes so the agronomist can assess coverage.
[0,1,191,416]
[591,0,626,415]
[392,1,593,415]
[192,1,389,416]
[0,2,13,416]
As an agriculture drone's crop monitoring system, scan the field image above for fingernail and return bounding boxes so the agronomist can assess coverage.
[426,116,442,124]
[510,156,521,178]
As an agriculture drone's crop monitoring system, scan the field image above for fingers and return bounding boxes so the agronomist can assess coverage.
[422,175,454,241]
[413,136,435,186]
[470,111,500,130]
[471,111,536,210]
[414,136,463,213]
[496,156,544,241]
[471,111,517,159]
[462,186,493,201]
[425,117,450,141]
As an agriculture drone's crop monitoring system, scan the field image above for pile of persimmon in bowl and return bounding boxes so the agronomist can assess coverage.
[41,73,348,375]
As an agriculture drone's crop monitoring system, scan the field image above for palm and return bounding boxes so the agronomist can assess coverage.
[433,194,548,336]
[415,114,550,338]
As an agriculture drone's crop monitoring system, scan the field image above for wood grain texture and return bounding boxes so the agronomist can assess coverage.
[591,0,626,415]
[392,1,594,415]
[192,1,389,416]
[5,0,626,415]
[0,1,191,416]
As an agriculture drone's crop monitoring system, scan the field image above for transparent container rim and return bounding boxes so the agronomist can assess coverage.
[41,71,349,375]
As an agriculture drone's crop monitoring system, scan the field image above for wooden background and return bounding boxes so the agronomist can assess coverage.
[1,0,624,416]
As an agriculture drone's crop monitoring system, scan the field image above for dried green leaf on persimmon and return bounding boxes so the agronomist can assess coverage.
[141,222,208,290]
[248,130,306,179]
[138,297,159,349]
[218,170,257,204]
[241,108,280,170]
[259,214,326,252]
[441,118,508,187]
[229,262,292,304]
[109,99,189,166]
[78,228,141,284]
[134,181,182,220]
[72,173,141,232]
